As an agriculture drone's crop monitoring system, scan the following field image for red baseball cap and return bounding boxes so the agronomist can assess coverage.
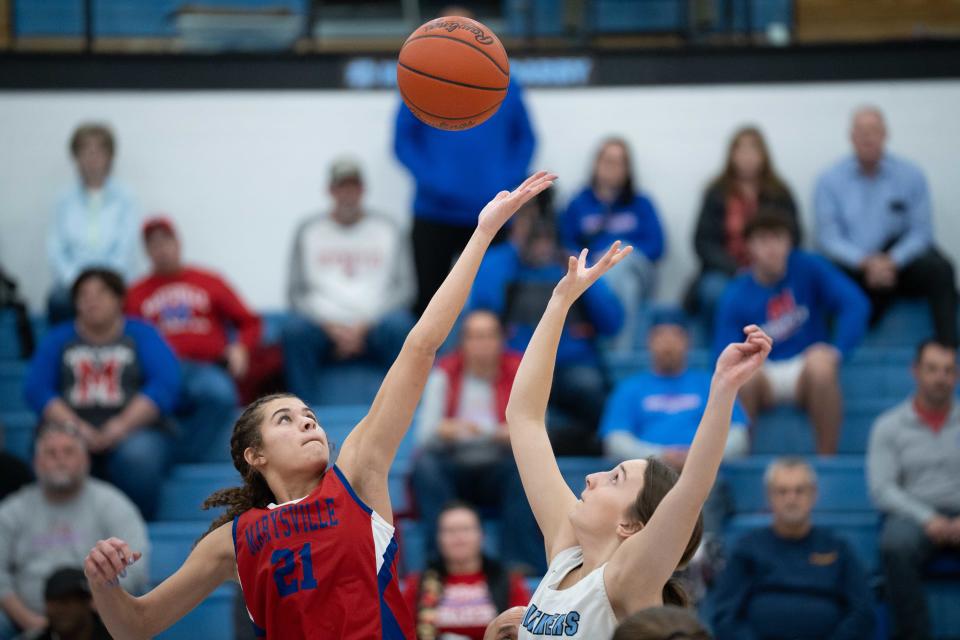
[142,215,177,240]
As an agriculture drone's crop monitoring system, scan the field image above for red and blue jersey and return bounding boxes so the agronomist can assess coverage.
[233,465,413,639]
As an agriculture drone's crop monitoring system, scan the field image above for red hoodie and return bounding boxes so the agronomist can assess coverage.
[126,267,261,363]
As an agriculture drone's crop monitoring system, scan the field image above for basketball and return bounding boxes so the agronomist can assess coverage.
[397,16,510,131]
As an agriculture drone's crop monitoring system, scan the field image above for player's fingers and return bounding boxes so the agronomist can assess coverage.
[97,540,126,575]
[578,248,589,270]
[565,255,577,275]
[517,170,548,192]
[88,547,118,583]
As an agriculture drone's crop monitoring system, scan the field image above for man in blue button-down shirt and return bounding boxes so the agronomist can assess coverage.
[814,106,957,346]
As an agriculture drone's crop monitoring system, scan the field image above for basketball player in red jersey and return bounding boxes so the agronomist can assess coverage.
[82,171,557,640]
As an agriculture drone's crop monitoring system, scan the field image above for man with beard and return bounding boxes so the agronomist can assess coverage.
[0,423,148,639]
[869,340,960,640]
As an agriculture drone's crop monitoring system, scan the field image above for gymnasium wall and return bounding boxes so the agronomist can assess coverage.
[1,78,958,311]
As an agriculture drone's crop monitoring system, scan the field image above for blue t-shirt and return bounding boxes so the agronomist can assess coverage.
[714,250,870,361]
[599,369,748,446]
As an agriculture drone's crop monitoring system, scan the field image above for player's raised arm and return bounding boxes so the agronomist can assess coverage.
[84,524,236,640]
[506,243,633,561]
[337,171,556,516]
[606,326,772,612]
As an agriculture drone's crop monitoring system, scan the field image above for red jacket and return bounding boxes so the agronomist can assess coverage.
[125,267,262,363]
[435,350,522,424]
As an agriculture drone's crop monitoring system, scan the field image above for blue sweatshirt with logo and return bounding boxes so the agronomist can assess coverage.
[711,526,874,640]
[560,187,665,261]
[713,250,870,361]
[393,79,536,227]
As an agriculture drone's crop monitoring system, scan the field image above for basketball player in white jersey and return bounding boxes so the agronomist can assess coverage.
[503,242,772,638]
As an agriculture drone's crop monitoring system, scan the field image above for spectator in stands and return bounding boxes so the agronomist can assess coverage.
[23,268,180,517]
[689,126,801,324]
[470,196,623,454]
[561,137,664,351]
[0,446,32,503]
[711,457,874,640]
[0,264,34,359]
[411,310,541,572]
[283,157,415,404]
[0,422,148,639]
[613,606,712,640]
[600,309,748,532]
[403,502,531,640]
[868,339,960,640]
[814,106,958,347]
[47,123,140,325]
[32,568,110,640]
[714,210,870,455]
[394,5,536,316]
[126,216,261,462]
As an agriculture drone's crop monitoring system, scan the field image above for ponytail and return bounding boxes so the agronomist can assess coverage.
[198,394,293,539]
[661,577,689,608]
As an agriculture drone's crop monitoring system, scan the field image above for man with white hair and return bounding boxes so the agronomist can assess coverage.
[0,423,148,639]
[711,457,873,640]
[813,106,957,347]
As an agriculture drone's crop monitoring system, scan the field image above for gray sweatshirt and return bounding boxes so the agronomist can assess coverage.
[867,399,960,525]
[0,479,149,615]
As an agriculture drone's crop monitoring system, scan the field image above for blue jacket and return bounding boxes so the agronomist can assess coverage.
[560,187,664,261]
[469,243,623,366]
[24,318,181,422]
[714,250,870,361]
[711,526,874,640]
[393,79,536,227]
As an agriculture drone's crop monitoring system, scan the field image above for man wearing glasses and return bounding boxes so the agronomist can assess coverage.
[710,458,874,640]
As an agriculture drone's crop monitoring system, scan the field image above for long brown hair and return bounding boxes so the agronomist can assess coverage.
[612,605,712,640]
[591,137,637,206]
[200,393,295,537]
[627,458,704,607]
[711,126,787,200]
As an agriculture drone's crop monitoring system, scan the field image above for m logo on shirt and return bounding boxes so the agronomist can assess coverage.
[522,604,580,636]
[64,345,134,406]
[761,289,809,343]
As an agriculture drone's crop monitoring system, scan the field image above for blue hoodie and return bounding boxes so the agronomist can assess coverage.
[714,250,870,361]
[560,187,665,261]
[393,79,536,227]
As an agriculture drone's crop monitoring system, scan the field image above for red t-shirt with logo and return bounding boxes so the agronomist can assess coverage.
[403,571,530,640]
[126,267,261,363]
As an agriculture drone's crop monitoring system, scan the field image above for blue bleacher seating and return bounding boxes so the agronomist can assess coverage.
[157,464,238,521]
[1,410,36,460]
[721,456,871,513]
[156,585,238,640]
[0,362,28,413]
[0,310,26,361]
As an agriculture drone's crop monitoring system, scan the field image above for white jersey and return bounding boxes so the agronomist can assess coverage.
[519,547,618,638]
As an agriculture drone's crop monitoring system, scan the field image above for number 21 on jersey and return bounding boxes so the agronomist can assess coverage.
[271,543,318,597]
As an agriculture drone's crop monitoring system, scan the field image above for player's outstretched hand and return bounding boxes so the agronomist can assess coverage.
[477,171,557,236]
[714,325,773,392]
[552,241,633,305]
[84,537,142,588]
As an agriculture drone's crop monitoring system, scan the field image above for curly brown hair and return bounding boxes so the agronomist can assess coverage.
[200,393,295,537]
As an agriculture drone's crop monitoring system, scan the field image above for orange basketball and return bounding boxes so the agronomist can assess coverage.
[397,16,509,131]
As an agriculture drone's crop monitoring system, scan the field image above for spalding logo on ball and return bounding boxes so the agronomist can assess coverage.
[397,16,509,131]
